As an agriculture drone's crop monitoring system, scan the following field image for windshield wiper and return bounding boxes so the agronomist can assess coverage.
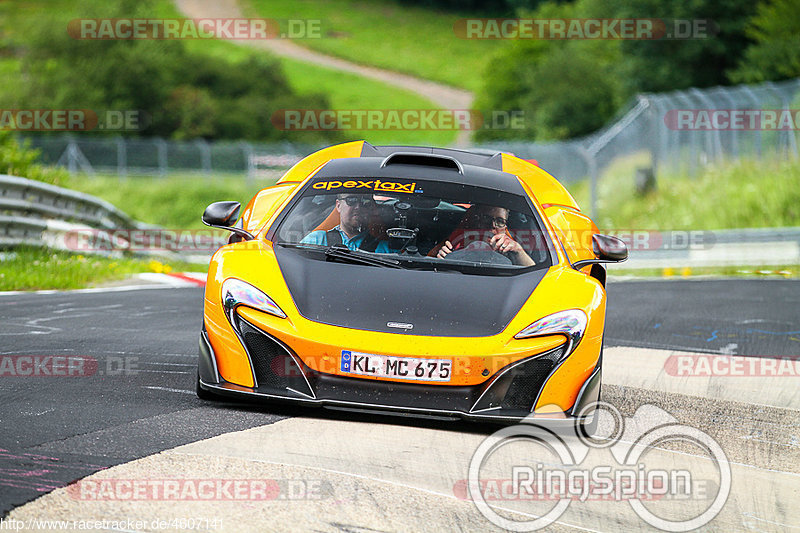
[276,241,402,268]
[324,244,403,269]
[275,241,326,250]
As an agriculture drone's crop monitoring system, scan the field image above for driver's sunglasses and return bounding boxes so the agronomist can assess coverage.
[339,196,375,207]
[475,214,508,229]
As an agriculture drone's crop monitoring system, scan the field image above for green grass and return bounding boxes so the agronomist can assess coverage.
[245,0,499,93]
[66,173,272,229]
[607,264,799,279]
[277,60,457,146]
[162,3,458,146]
[0,0,458,146]
[565,156,800,231]
[0,247,206,291]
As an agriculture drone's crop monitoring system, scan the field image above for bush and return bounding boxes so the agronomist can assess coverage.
[475,0,622,141]
[729,0,800,83]
[0,131,69,185]
[10,0,340,143]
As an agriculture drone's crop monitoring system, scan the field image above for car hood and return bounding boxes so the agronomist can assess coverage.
[274,247,547,337]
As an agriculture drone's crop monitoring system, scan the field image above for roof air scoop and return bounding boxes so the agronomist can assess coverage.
[380,152,463,174]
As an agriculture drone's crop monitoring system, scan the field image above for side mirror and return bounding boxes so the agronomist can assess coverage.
[202,201,254,241]
[572,234,627,269]
[203,201,240,227]
[592,234,628,262]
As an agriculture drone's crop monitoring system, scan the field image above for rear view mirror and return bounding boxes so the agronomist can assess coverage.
[592,234,628,262]
[202,201,254,241]
[203,201,240,227]
[572,234,628,270]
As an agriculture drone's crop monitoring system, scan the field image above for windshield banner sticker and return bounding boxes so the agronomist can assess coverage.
[312,179,418,194]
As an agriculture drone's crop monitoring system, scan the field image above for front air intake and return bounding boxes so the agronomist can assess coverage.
[471,345,566,413]
[380,152,463,173]
[235,316,314,398]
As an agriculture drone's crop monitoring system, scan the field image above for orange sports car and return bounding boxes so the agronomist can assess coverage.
[197,141,626,429]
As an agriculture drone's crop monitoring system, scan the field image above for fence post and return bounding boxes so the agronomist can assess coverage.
[740,85,762,159]
[673,91,698,177]
[155,137,168,177]
[56,137,95,177]
[195,138,212,177]
[241,141,255,187]
[714,87,738,160]
[577,146,598,219]
[689,87,722,164]
[116,136,127,178]
[764,81,798,159]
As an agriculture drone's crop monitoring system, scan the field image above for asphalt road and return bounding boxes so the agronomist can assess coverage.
[0,279,798,517]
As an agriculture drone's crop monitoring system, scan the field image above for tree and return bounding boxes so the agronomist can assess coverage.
[615,0,757,92]
[10,0,339,142]
[474,0,623,141]
[729,0,800,83]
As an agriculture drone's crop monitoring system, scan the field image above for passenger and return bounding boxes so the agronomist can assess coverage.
[430,204,535,266]
[301,194,395,253]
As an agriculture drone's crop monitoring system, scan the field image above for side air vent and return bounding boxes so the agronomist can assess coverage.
[235,316,314,398]
[470,344,566,413]
[380,153,463,173]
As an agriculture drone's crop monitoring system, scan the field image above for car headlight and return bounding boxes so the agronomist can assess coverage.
[514,309,587,355]
[222,278,286,319]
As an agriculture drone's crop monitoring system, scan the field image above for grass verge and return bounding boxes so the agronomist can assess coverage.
[66,173,275,229]
[245,0,499,93]
[566,155,800,230]
[607,264,799,279]
[1,0,458,146]
[0,248,206,291]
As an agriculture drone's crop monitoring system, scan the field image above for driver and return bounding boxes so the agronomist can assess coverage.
[300,194,395,253]
[430,204,535,266]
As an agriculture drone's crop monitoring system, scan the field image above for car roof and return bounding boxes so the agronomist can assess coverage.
[312,143,526,195]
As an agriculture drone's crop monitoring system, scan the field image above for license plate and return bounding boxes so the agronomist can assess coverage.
[340,351,452,382]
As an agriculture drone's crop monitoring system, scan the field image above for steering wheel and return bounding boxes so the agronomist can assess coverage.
[442,241,512,265]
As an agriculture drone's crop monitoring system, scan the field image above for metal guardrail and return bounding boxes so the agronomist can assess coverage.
[0,174,201,259]
[1,174,797,268]
[0,174,148,233]
[613,227,800,269]
[0,215,48,248]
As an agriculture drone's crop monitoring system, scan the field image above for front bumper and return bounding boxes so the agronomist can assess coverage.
[198,318,602,424]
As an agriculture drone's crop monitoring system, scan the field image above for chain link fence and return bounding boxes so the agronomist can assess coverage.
[16,77,800,215]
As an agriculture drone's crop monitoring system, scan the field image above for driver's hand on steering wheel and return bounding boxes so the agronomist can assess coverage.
[436,240,453,259]
[489,233,523,255]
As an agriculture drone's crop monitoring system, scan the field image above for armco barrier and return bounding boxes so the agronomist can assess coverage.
[0,174,214,262]
[1,174,797,268]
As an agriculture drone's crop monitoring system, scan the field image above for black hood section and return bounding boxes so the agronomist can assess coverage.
[274,248,546,337]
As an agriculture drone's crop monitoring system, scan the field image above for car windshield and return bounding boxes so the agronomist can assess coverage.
[273,177,553,273]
